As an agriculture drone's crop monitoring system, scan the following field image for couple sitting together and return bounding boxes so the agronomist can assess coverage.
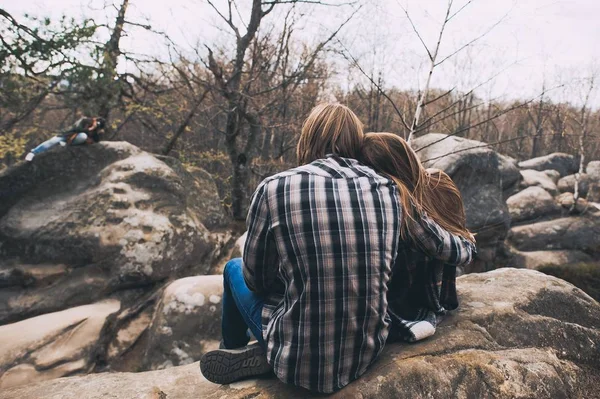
[200,103,476,393]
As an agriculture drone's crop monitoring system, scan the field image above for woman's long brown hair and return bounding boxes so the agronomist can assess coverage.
[359,132,473,242]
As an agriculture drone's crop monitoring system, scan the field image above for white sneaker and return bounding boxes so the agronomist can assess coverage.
[25,152,35,162]
[59,141,67,147]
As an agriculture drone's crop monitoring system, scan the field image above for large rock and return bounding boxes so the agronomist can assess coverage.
[518,152,579,177]
[508,214,600,252]
[542,169,562,183]
[497,154,521,190]
[0,300,120,389]
[505,247,593,270]
[519,169,559,195]
[0,142,218,324]
[102,289,163,373]
[506,186,560,223]
[411,134,510,271]
[557,173,598,197]
[3,268,599,398]
[587,160,600,178]
[556,192,592,214]
[185,167,228,229]
[142,276,223,370]
[588,183,600,203]
[537,262,600,302]
[155,159,228,230]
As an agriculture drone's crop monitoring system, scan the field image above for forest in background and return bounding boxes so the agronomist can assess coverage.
[2,0,599,219]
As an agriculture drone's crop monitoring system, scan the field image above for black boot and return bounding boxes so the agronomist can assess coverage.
[200,342,271,384]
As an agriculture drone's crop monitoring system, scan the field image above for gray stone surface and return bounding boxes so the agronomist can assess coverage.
[0,142,218,324]
[588,183,600,203]
[3,269,599,399]
[518,153,579,177]
[519,169,559,195]
[508,214,600,252]
[505,247,593,270]
[557,173,593,197]
[142,276,223,370]
[497,154,521,190]
[0,300,121,389]
[542,169,561,183]
[556,192,592,214]
[587,160,600,178]
[506,186,560,223]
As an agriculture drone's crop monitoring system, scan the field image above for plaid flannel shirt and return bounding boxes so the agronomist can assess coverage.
[242,155,476,393]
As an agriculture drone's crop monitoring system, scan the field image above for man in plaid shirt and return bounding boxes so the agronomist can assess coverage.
[200,104,475,393]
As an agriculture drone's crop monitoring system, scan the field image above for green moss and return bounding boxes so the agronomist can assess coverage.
[538,262,600,302]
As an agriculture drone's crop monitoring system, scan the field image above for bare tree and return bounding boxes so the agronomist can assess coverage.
[400,0,510,142]
[203,0,358,219]
[571,72,597,210]
[336,0,512,148]
[97,0,130,121]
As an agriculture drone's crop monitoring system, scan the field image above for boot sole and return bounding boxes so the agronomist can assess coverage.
[200,345,271,384]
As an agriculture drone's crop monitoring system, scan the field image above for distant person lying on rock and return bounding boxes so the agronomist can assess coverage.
[25,117,106,162]
[200,104,476,394]
[360,132,476,342]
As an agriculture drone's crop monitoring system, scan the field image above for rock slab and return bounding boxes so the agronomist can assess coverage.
[506,186,560,223]
[518,153,579,177]
[142,275,223,370]
[0,300,120,389]
[3,268,599,399]
[0,142,219,324]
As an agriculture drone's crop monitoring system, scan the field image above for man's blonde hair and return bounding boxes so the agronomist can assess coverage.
[296,103,364,165]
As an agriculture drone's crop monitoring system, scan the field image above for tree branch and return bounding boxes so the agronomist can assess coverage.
[336,39,411,131]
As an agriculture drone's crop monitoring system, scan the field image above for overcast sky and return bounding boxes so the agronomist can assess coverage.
[4,0,600,106]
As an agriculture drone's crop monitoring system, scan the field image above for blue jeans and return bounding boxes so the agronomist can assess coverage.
[222,258,265,349]
[31,133,88,155]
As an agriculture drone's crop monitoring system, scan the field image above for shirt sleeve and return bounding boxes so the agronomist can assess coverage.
[408,211,476,267]
[242,181,279,295]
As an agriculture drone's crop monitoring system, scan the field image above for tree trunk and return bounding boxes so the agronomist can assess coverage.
[98,0,129,121]
[230,155,249,221]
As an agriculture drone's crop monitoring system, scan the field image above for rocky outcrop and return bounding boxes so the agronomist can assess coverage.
[502,153,600,277]
[155,159,228,230]
[0,142,240,385]
[556,192,591,213]
[508,214,600,252]
[557,173,592,197]
[589,183,600,203]
[0,300,121,389]
[141,276,223,370]
[411,134,510,272]
[0,142,222,324]
[518,152,578,177]
[505,247,593,270]
[519,169,559,195]
[587,160,600,178]
[3,268,599,399]
[185,167,228,229]
[506,186,560,223]
[537,262,600,302]
[497,154,521,191]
